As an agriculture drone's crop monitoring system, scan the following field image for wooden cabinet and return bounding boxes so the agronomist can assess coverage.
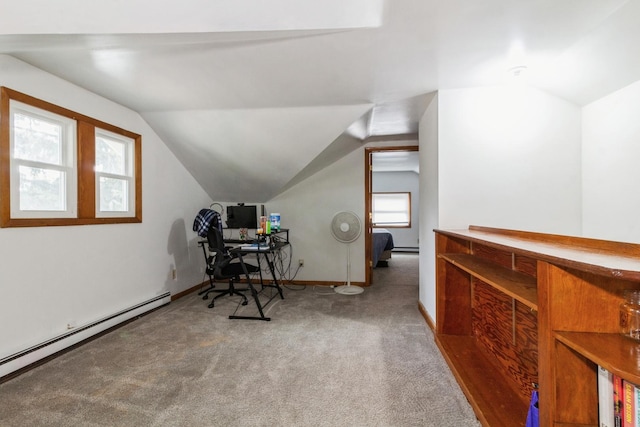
[434,225,640,426]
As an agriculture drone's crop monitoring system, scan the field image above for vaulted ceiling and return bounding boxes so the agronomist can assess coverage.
[1,0,638,202]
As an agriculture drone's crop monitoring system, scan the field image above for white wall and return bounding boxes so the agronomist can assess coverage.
[266,138,419,284]
[437,86,582,234]
[0,55,211,358]
[419,86,583,324]
[266,148,365,283]
[582,80,640,243]
[419,93,439,319]
[372,171,419,248]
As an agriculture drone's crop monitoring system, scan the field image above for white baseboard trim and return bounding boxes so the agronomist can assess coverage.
[0,292,171,379]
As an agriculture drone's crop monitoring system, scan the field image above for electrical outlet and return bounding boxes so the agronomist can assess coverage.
[298,259,304,267]
[172,268,177,280]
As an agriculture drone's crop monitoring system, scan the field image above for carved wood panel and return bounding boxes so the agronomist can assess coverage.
[473,243,512,270]
[514,254,537,278]
[473,279,539,401]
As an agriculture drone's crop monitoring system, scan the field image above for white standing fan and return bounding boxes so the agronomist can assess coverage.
[330,211,364,295]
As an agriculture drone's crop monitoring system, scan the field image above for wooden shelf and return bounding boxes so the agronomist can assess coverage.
[435,334,529,427]
[435,226,640,426]
[435,226,640,427]
[555,331,640,385]
[439,253,538,310]
[437,226,640,282]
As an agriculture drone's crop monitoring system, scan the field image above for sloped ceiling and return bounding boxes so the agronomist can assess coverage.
[1,0,639,202]
[144,104,372,201]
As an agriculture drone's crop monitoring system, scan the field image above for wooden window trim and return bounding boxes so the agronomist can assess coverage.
[0,87,142,227]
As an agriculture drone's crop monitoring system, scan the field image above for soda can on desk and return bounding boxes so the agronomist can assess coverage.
[270,213,280,231]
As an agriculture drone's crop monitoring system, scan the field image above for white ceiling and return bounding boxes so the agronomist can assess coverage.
[1,0,638,202]
[372,151,420,174]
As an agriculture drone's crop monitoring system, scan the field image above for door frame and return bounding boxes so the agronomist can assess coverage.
[364,145,419,286]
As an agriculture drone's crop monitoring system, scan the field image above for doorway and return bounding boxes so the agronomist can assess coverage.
[364,145,419,286]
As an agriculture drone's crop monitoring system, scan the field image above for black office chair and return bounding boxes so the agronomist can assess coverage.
[201,227,260,309]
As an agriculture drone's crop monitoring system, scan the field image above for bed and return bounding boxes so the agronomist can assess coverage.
[372,228,394,267]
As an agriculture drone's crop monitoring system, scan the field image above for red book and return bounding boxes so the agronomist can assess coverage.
[614,375,624,427]
[623,380,636,427]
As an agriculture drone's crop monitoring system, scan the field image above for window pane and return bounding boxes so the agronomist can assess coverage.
[96,136,126,175]
[99,176,128,212]
[372,192,410,226]
[374,212,409,224]
[375,198,405,211]
[13,113,62,165]
[18,165,65,211]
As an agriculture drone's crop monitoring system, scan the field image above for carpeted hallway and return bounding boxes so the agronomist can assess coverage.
[0,253,480,426]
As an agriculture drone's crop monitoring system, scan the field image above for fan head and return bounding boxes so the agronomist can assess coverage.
[330,211,362,243]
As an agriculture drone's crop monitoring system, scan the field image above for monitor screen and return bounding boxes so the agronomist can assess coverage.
[226,205,258,229]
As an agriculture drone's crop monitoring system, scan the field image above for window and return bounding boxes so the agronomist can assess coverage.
[1,87,142,227]
[372,192,411,227]
[10,102,77,218]
[95,130,135,217]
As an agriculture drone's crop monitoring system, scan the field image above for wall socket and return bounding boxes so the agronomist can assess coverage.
[172,268,177,280]
[298,259,304,267]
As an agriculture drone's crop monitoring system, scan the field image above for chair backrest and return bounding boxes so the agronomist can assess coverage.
[206,226,226,255]
[206,226,259,278]
[206,227,235,278]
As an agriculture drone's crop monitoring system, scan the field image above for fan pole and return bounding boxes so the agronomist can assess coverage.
[334,243,364,295]
[347,243,351,286]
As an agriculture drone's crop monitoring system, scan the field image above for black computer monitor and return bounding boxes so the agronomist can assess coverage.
[226,205,258,229]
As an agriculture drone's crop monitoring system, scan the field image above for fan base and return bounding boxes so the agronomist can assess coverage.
[334,285,364,295]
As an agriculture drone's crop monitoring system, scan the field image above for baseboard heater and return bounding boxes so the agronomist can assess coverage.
[393,247,419,253]
[0,292,171,379]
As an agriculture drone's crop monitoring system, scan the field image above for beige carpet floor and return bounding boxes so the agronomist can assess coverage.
[0,252,481,426]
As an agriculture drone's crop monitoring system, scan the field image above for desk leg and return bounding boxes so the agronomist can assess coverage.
[263,252,285,300]
[229,253,270,321]
[255,253,265,290]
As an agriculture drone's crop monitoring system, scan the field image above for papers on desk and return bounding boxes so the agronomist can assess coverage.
[239,243,269,250]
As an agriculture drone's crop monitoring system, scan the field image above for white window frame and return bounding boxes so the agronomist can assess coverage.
[9,101,77,219]
[372,192,411,228]
[94,129,135,218]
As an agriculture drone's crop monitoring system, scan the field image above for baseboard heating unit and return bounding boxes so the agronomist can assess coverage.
[0,292,171,379]
[393,247,419,253]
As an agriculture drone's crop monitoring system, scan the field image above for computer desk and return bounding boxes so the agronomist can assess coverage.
[227,239,289,321]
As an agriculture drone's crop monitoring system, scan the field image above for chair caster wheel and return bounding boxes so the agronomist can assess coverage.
[208,302,215,308]
[242,300,248,306]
